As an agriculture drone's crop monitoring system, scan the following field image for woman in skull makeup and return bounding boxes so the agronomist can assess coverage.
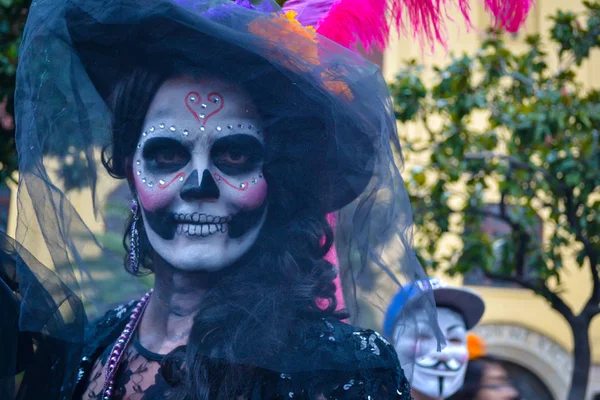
[1,0,531,399]
[83,68,362,398]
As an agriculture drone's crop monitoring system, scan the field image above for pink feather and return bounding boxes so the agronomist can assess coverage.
[317,0,389,53]
[283,0,533,52]
[390,0,472,48]
[484,0,533,33]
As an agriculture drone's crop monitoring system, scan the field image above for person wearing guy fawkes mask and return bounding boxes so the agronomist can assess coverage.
[384,278,486,400]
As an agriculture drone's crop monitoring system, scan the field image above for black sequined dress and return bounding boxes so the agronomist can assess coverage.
[66,302,412,400]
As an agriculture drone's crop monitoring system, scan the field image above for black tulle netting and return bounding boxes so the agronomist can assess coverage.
[1,0,442,398]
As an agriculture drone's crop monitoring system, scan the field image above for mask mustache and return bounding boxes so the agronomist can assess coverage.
[417,357,462,372]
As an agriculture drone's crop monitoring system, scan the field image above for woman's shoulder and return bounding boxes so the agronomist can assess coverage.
[302,318,399,367]
[88,300,138,333]
[81,300,138,359]
[280,318,411,399]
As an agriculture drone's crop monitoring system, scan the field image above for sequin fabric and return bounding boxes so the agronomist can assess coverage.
[73,303,412,400]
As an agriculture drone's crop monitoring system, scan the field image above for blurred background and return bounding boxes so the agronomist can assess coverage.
[0,0,598,399]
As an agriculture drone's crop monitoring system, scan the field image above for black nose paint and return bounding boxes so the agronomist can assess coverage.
[180,169,220,201]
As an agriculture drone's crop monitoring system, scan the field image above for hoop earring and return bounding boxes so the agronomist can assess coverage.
[129,199,140,274]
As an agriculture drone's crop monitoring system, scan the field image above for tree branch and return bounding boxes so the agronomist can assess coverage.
[564,189,600,316]
[464,152,566,192]
[484,271,575,322]
[464,205,519,233]
[498,192,529,279]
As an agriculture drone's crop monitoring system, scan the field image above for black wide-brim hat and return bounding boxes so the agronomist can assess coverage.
[64,0,388,212]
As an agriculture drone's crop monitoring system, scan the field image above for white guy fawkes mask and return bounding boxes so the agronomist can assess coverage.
[133,77,268,271]
[410,307,468,399]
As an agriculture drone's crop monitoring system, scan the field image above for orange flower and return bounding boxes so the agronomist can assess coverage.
[248,10,320,68]
[467,333,487,360]
[320,68,354,102]
[248,11,354,102]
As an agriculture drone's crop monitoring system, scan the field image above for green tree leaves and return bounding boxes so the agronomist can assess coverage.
[392,3,600,398]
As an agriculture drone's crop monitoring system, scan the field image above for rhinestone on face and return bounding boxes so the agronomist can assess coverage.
[215,175,221,182]
[200,114,205,119]
[238,124,243,128]
[159,123,166,129]
[190,95,197,102]
[227,124,233,129]
[136,160,141,165]
[148,181,154,188]
[212,97,220,103]
[201,103,207,109]
[137,170,141,176]
[252,178,258,184]
[169,126,176,132]
[179,176,185,182]
[142,132,147,137]
[149,126,155,132]
[142,178,147,183]
[137,144,141,149]
[159,179,165,186]
[200,126,205,131]
[183,129,189,136]
[239,183,247,189]
[248,124,254,129]
[216,126,222,132]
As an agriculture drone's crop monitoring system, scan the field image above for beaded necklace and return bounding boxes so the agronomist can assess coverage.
[101,289,153,400]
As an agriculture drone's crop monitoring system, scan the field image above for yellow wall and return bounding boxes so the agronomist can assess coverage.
[382,0,600,398]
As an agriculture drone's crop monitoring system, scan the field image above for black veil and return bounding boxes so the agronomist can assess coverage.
[2,0,442,397]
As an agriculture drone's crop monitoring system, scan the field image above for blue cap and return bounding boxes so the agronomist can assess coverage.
[383,278,485,337]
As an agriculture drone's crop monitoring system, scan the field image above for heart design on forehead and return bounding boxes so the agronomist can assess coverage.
[185,91,225,126]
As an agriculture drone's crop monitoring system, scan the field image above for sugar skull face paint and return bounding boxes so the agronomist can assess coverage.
[405,307,469,399]
[133,77,268,271]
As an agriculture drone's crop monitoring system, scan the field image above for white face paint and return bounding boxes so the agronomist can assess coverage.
[133,77,268,271]
[409,308,468,399]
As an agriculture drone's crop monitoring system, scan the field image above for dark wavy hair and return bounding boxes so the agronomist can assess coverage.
[101,62,347,399]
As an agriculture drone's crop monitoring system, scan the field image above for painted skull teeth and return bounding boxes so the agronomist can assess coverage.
[173,212,231,224]
[177,223,226,237]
